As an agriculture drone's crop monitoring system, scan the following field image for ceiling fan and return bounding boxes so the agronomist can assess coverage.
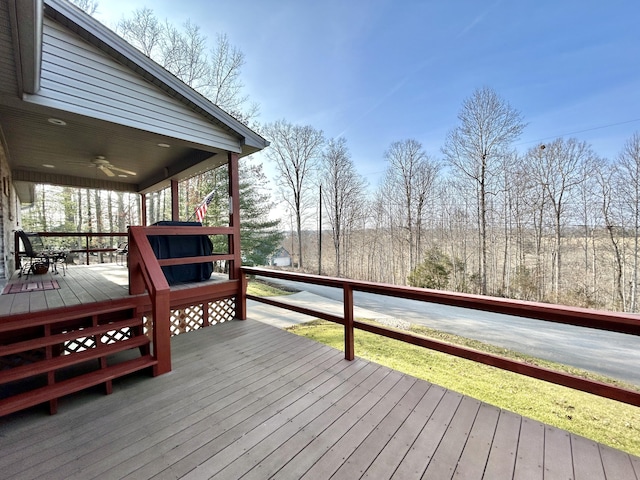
[91,156,137,177]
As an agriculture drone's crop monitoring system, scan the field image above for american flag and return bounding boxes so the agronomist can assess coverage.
[195,191,215,222]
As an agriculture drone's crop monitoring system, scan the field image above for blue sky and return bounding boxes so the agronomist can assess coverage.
[95,0,640,186]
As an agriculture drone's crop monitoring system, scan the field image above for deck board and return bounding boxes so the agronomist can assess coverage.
[361,383,447,478]
[543,425,574,480]
[482,409,522,479]
[513,418,545,480]
[14,330,319,478]
[600,444,639,480]
[329,379,431,479]
[452,402,500,480]
[391,389,464,478]
[571,434,607,480]
[423,395,482,478]
[0,265,130,316]
[0,319,638,480]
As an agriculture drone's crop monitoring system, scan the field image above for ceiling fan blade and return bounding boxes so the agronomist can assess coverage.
[98,165,116,177]
[108,165,137,176]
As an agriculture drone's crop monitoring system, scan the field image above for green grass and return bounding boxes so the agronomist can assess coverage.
[287,320,640,456]
[246,278,295,297]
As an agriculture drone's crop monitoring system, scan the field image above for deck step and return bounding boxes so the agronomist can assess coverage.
[0,335,150,384]
[0,303,154,417]
[0,355,157,417]
[0,317,144,357]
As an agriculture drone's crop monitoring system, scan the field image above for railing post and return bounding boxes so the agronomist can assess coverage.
[128,228,145,295]
[343,283,355,360]
[85,234,90,265]
[237,272,248,320]
[153,289,172,375]
[14,231,20,271]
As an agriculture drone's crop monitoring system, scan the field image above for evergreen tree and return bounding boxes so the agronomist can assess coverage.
[238,163,283,266]
[407,248,453,290]
[195,162,282,266]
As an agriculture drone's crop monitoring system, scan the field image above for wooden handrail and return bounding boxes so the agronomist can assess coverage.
[144,226,233,236]
[127,224,240,375]
[241,266,640,407]
[128,226,171,375]
[14,231,128,266]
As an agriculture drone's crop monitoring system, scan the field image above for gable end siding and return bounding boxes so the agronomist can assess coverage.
[24,19,242,153]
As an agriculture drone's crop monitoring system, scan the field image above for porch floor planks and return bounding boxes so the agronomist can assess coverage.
[571,434,607,480]
[272,368,408,480]
[542,424,574,480]
[224,361,385,480]
[296,372,416,480]
[0,265,130,315]
[390,388,465,478]
[451,402,501,480]
[513,418,546,480]
[4,325,318,479]
[90,340,344,479]
[189,358,382,480]
[0,320,638,480]
[145,353,370,480]
[327,378,432,480]
[360,383,448,479]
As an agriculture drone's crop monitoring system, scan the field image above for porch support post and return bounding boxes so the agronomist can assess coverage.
[228,151,244,318]
[170,179,179,221]
[140,193,147,226]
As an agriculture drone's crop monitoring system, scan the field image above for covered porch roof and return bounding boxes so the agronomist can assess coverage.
[0,0,268,202]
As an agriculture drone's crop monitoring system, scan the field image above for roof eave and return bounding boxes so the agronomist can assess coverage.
[8,0,43,95]
[43,0,269,153]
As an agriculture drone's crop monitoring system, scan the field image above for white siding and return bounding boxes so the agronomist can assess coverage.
[24,19,242,153]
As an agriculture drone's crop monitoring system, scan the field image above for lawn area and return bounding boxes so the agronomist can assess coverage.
[246,278,296,297]
[288,319,640,457]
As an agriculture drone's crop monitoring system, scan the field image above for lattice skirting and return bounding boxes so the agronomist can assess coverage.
[63,327,134,354]
[143,297,236,338]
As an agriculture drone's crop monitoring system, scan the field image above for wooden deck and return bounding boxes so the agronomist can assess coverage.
[0,264,232,317]
[0,264,130,316]
[0,319,637,480]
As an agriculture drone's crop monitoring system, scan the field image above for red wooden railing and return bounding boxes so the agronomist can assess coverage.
[128,225,241,375]
[241,266,640,407]
[14,231,127,266]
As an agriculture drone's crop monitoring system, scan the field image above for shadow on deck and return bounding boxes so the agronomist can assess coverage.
[1,319,638,480]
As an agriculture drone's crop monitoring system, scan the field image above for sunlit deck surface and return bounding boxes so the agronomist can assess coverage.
[0,264,130,316]
[0,264,231,317]
[0,319,638,480]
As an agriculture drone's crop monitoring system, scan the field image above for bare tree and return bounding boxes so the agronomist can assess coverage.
[116,10,256,122]
[383,139,439,277]
[320,137,367,277]
[263,120,324,269]
[442,87,525,295]
[527,138,595,302]
[69,0,99,16]
[616,132,640,311]
[116,7,161,57]
[597,160,626,309]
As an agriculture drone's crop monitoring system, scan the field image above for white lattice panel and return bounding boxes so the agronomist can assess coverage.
[143,298,237,338]
[209,298,235,325]
[170,305,205,336]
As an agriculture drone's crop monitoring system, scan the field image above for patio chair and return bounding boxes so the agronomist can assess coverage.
[115,242,128,266]
[17,230,67,277]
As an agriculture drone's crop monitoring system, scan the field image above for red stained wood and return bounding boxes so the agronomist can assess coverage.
[243,267,640,408]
